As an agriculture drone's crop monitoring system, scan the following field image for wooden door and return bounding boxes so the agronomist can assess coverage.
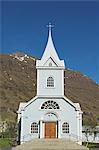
[45,122,56,138]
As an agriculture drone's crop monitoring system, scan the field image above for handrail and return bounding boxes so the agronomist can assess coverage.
[69,133,99,143]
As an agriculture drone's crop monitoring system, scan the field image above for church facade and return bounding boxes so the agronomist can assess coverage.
[17,24,82,145]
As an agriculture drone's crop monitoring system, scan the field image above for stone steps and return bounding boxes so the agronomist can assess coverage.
[13,139,89,150]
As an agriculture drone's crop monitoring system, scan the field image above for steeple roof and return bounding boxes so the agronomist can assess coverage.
[41,23,60,62]
[36,23,65,69]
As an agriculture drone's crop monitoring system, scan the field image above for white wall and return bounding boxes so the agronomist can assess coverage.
[20,97,78,143]
[37,69,64,97]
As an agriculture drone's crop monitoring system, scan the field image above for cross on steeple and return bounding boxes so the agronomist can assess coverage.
[47,22,54,32]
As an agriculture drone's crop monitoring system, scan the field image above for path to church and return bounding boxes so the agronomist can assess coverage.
[8,139,90,150]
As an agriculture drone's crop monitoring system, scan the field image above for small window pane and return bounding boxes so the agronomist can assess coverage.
[62,122,69,133]
[31,122,38,133]
[47,77,54,87]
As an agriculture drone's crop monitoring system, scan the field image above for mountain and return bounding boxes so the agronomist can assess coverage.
[0,53,99,125]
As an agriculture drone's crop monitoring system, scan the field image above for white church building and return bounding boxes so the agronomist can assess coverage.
[17,23,83,145]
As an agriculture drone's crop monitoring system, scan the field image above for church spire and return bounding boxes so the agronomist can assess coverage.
[46,22,54,38]
[41,23,60,62]
[36,23,65,68]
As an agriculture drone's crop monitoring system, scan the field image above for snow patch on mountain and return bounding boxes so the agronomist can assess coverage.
[12,52,36,62]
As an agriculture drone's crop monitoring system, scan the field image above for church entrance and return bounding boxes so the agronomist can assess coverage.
[45,122,56,138]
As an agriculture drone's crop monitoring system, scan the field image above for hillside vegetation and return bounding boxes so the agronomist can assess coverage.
[0,53,99,125]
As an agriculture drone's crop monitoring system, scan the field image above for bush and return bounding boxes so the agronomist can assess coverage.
[0,138,12,148]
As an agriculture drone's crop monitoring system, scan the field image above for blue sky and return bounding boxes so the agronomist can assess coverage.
[1,1,99,83]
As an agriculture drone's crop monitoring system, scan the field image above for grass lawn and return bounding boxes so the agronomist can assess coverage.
[0,138,12,148]
[83,142,99,148]
[88,143,97,148]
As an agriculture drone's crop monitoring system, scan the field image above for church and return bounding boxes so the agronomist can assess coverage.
[17,23,83,145]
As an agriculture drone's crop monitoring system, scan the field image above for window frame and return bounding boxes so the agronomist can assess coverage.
[62,122,69,134]
[31,122,38,134]
[46,76,55,88]
[41,100,60,110]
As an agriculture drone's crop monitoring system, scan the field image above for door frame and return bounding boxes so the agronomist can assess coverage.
[44,121,58,138]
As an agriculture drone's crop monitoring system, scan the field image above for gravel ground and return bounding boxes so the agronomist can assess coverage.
[0,148,13,150]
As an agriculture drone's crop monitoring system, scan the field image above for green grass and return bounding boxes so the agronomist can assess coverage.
[0,138,12,148]
[83,142,99,148]
[88,143,97,148]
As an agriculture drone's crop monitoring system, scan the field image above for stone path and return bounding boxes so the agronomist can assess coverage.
[13,139,89,150]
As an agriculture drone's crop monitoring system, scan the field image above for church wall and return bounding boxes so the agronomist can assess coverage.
[37,69,64,96]
[21,97,78,143]
[19,25,82,145]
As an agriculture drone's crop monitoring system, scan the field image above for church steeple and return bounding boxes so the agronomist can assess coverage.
[36,23,65,68]
[36,23,65,96]
[41,23,60,62]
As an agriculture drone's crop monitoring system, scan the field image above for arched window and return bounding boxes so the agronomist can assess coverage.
[41,100,60,109]
[31,122,38,133]
[47,76,54,87]
[62,122,69,133]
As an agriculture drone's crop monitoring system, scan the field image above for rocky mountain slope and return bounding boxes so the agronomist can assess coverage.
[0,52,99,125]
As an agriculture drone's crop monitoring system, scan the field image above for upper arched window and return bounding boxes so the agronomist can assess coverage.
[47,76,54,87]
[41,100,60,109]
[62,122,69,133]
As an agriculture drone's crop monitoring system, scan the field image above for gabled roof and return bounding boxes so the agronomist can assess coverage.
[43,57,59,67]
[17,95,82,113]
[17,102,27,113]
